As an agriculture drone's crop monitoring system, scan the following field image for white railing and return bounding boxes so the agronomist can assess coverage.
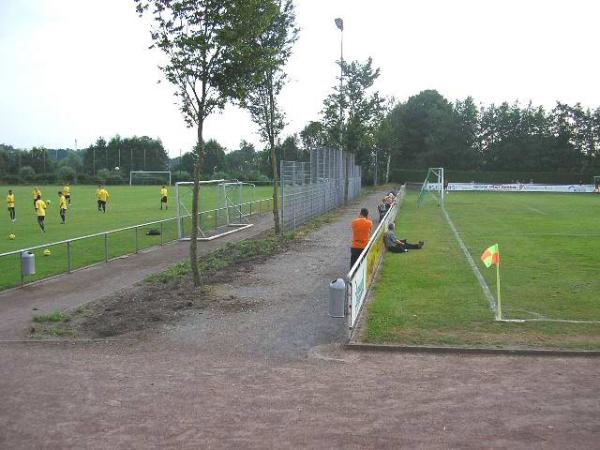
[0,197,274,289]
[346,187,405,333]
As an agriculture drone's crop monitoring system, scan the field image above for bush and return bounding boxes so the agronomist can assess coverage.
[96,168,111,183]
[18,166,35,182]
[172,171,192,183]
[33,173,56,184]
[57,166,76,183]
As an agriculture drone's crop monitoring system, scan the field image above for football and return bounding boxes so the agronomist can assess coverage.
[8,233,16,240]
[43,249,51,256]
[46,200,51,205]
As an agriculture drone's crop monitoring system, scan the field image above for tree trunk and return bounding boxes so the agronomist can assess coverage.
[268,76,281,234]
[270,142,281,235]
[385,153,391,184]
[190,119,204,287]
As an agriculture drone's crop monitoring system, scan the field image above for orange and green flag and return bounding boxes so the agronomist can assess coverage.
[481,243,499,268]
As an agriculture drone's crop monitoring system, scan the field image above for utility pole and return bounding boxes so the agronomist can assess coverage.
[335,17,348,203]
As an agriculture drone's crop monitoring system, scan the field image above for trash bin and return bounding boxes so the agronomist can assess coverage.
[329,278,346,318]
[21,251,35,276]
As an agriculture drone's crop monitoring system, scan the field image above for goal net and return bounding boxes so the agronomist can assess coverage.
[416,167,445,207]
[175,180,254,241]
[130,171,172,186]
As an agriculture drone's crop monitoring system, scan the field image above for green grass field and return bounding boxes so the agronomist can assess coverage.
[0,184,273,289]
[366,191,600,350]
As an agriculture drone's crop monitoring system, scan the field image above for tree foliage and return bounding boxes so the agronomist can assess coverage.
[136,0,283,285]
[242,0,298,234]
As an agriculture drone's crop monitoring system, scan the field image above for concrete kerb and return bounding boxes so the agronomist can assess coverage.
[345,342,600,357]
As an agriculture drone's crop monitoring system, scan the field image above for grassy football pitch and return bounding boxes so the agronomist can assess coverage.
[0,184,272,289]
[366,191,600,350]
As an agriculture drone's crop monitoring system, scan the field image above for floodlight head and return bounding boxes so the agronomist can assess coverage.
[334,18,343,31]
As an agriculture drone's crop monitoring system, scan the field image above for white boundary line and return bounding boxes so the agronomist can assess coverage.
[441,206,497,315]
[441,203,600,325]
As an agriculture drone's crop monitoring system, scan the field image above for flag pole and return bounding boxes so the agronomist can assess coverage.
[496,246,502,320]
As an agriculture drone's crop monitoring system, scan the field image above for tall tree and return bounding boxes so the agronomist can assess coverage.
[136,0,280,285]
[321,58,385,199]
[243,0,298,234]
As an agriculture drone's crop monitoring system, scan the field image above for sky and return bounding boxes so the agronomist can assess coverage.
[1,0,600,157]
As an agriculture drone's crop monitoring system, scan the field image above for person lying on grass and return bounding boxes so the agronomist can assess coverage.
[383,223,424,253]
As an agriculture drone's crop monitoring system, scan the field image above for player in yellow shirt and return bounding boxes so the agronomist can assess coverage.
[32,187,42,209]
[7,190,16,223]
[160,185,168,210]
[35,195,47,232]
[63,183,71,205]
[58,191,67,224]
[98,186,109,213]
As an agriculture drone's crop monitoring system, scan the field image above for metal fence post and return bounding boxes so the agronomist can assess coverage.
[104,233,108,263]
[135,227,139,253]
[160,222,164,246]
[20,253,24,286]
[67,241,72,273]
[215,209,218,229]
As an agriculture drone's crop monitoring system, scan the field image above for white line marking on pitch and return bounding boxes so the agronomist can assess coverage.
[525,206,547,215]
[441,206,497,315]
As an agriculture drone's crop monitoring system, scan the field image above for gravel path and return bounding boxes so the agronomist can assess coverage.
[1,191,598,449]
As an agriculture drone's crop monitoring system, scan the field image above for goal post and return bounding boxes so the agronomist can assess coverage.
[129,171,172,186]
[417,167,444,207]
[175,180,253,241]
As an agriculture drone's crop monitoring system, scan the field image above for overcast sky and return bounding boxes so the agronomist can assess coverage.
[1,0,599,157]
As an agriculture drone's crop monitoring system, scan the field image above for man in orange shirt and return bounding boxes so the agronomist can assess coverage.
[350,208,373,268]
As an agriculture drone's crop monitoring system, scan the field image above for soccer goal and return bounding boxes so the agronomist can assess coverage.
[175,180,254,241]
[593,176,600,193]
[130,171,172,186]
[416,167,444,207]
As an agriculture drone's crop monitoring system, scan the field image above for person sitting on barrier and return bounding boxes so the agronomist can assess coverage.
[378,199,388,221]
[384,223,423,253]
[350,208,373,268]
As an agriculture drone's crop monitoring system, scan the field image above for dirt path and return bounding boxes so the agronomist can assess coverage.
[1,191,599,449]
[0,214,274,339]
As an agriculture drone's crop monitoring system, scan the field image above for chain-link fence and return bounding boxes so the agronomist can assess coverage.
[281,148,361,232]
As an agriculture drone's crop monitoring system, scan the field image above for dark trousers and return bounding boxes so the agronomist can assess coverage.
[8,207,15,220]
[60,209,66,223]
[99,200,106,212]
[37,216,45,231]
[388,241,420,253]
[350,247,365,268]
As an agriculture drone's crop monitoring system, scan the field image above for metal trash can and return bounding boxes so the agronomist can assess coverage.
[329,278,346,318]
[21,251,35,276]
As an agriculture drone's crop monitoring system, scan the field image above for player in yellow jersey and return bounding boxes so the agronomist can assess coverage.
[35,195,47,232]
[32,187,42,209]
[58,191,67,224]
[7,190,16,223]
[63,183,71,205]
[160,185,168,210]
[98,186,109,213]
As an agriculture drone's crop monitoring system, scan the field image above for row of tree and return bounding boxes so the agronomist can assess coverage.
[376,91,600,175]
[0,136,169,184]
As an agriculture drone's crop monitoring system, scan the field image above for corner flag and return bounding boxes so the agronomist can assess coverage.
[481,243,499,268]
[481,243,502,320]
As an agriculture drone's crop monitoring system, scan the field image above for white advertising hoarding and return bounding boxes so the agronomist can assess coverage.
[428,183,595,193]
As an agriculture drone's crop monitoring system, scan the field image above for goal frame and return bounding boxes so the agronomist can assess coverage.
[175,180,253,241]
[417,167,444,207]
[129,171,172,186]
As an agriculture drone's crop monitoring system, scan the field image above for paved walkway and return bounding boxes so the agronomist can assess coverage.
[0,214,275,339]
